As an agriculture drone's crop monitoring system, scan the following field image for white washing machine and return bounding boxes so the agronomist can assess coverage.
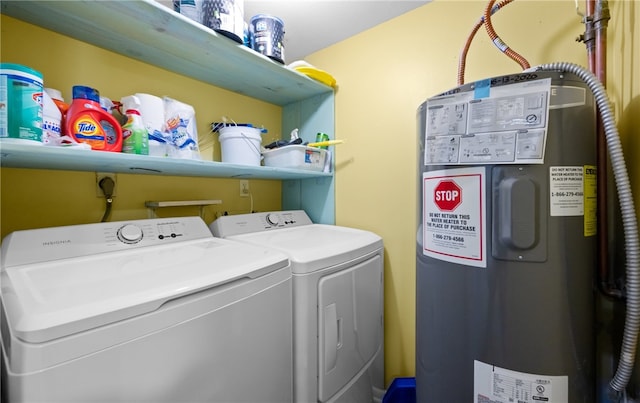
[0,216,292,403]
[210,210,385,403]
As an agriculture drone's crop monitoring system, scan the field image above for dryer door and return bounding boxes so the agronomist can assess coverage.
[317,253,383,402]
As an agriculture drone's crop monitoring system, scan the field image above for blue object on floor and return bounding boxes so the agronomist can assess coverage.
[382,377,416,403]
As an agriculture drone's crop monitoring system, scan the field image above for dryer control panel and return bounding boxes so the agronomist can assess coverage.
[1,217,213,268]
[210,210,314,237]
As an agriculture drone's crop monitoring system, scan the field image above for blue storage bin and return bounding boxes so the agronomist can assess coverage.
[382,377,416,403]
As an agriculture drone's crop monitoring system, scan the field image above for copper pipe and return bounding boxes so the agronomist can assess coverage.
[586,0,596,72]
[594,0,609,83]
[457,18,485,86]
[457,0,514,85]
[483,0,530,70]
[588,0,620,298]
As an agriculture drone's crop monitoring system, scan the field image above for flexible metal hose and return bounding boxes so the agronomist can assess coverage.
[457,0,514,85]
[484,0,531,70]
[534,62,639,395]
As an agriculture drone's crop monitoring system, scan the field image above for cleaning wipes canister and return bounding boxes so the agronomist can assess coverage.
[0,63,43,143]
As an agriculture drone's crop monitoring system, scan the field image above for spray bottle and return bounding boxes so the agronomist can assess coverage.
[120,95,149,155]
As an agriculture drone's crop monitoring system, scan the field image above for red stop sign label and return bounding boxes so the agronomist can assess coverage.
[434,180,462,211]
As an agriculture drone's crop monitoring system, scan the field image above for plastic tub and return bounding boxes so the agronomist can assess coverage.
[382,377,416,403]
[262,145,326,171]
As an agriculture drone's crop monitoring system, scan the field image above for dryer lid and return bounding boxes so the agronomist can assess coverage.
[229,224,382,274]
[1,237,289,343]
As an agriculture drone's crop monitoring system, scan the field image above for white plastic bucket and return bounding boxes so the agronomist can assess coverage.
[218,126,262,165]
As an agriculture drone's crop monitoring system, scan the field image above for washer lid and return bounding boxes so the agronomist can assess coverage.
[228,224,382,274]
[1,238,289,343]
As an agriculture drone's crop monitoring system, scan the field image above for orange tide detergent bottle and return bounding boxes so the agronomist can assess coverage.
[65,86,123,151]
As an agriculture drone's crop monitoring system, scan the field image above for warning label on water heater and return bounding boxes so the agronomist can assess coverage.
[549,165,597,237]
[422,167,486,268]
[474,360,568,403]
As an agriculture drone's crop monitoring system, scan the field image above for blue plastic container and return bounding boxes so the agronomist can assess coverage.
[382,377,416,403]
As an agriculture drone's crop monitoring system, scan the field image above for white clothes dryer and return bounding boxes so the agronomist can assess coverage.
[210,210,385,403]
[0,217,292,403]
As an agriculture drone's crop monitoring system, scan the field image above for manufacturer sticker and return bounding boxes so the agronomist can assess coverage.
[583,165,597,236]
[474,360,568,403]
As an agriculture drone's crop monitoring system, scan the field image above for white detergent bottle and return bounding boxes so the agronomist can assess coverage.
[42,90,62,145]
[120,95,149,155]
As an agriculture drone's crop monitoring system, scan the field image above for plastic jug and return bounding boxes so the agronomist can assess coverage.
[45,88,69,117]
[41,90,62,145]
[65,86,123,151]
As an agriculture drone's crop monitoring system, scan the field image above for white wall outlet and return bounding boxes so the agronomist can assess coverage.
[96,172,117,197]
[240,180,249,197]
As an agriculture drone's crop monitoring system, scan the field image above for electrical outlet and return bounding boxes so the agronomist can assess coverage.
[96,172,117,197]
[240,180,249,197]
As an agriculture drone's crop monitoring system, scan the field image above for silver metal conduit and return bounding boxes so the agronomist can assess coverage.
[533,61,639,397]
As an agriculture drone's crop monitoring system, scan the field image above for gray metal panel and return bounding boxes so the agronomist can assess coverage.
[492,166,547,262]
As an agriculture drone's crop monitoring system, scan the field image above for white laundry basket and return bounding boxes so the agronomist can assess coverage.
[218,126,262,166]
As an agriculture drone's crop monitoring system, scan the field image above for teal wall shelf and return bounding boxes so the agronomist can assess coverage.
[0,142,333,180]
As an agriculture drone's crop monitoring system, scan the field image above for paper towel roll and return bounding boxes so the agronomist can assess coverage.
[135,93,164,133]
[133,93,167,157]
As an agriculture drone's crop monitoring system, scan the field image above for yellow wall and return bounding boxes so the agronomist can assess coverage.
[306,0,639,385]
[608,1,640,185]
[0,15,284,237]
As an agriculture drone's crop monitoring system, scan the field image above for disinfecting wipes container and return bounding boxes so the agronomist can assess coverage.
[0,63,43,143]
[263,145,326,171]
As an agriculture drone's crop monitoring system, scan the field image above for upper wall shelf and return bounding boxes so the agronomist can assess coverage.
[0,0,333,106]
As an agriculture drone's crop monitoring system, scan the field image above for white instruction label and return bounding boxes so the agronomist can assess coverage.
[549,166,584,216]
[424,77,551,166]
[422,167,486,268]
[474,360,568,403]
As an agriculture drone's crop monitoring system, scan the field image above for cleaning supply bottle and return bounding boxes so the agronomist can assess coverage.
[120,95,149,155]
[65,85,123,151]
[41,90,62,145]
[44,88,69,120]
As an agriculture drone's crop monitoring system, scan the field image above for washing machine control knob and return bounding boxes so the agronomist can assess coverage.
[117,224,143,244]
[266,213,280,226]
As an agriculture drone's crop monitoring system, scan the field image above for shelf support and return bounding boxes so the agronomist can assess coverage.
[145,200,222,219]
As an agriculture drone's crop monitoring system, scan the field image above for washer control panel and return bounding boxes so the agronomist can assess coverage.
[210,210,314,237]
[1,217,213,267]
[113,219,196,245]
